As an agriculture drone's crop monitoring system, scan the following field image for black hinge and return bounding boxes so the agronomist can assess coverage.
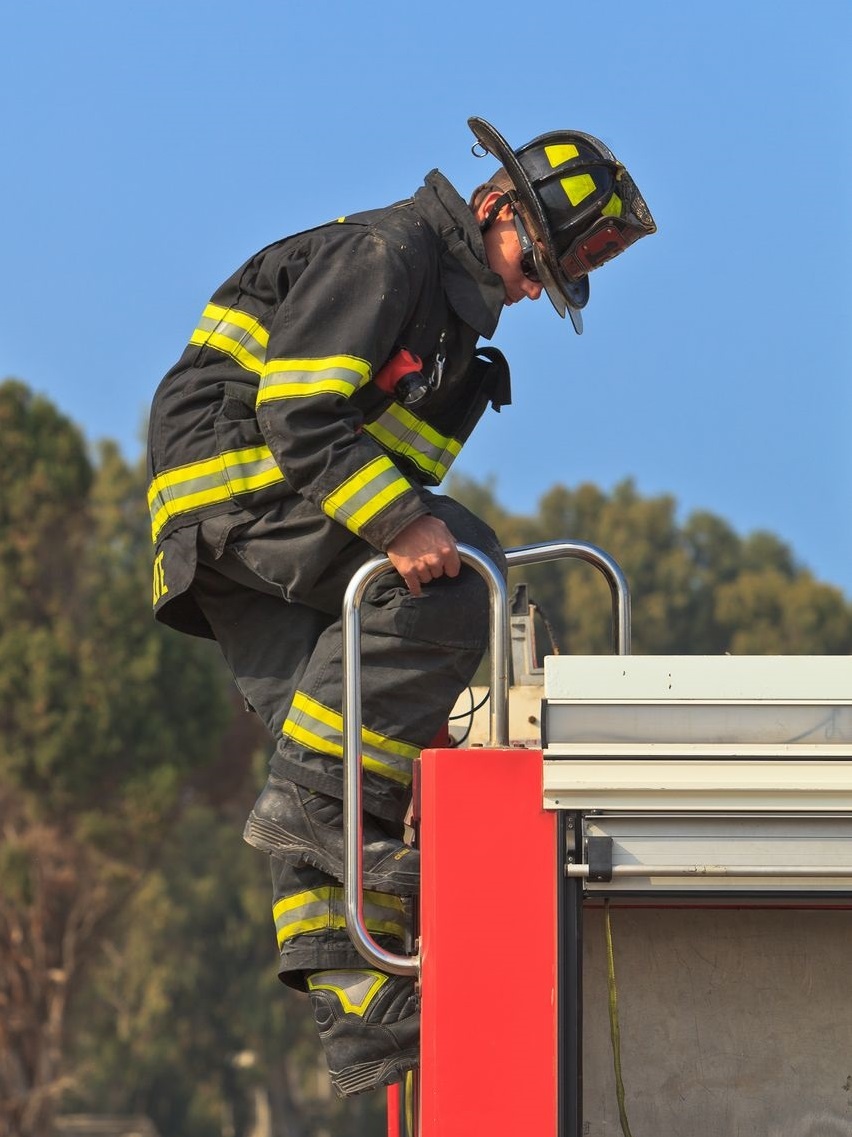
[586,835,614,883]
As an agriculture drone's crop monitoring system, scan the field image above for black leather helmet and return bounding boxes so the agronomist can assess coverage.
[469,117,656,333]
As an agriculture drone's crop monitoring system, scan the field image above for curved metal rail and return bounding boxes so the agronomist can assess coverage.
[504,539,631,656]
[342,538,632,975]
[342,545,508,976]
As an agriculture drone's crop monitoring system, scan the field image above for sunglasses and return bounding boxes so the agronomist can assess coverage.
[513,211,542,284]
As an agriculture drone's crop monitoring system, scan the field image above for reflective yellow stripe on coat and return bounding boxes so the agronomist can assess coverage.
[258,354,372,405]
[282,691,419,785]
[322,456,411,535]
[365,403,462,482]
[190,303,269,374]
[147,446,284,542]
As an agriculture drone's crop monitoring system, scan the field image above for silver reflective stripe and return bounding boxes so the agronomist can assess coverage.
[259,354,372,404]
[305,970,387,1016]
[273,885,407,947]
[282,690,419,785]
[223,447,282,495]
[364,403,461,481]
[190,303,269,375]
[322,457,411,535]
[147,445,284,542]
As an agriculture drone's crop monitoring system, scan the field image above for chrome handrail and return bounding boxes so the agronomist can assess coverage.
[342,538,632,974]
[342,545,508,976]
[504,540,631,656]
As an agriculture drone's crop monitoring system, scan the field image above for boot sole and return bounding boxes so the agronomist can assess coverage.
[329,1048,420,1097]
[243,811,419,896]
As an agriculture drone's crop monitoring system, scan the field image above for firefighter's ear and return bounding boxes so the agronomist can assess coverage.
[475,190,514,228]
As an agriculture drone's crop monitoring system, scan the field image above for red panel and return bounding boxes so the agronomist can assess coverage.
[386,1084,400,1137]
[418,748,557,1137]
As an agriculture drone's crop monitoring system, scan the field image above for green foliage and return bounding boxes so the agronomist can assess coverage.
[448,474,852,655]
[715,569,852,654]
[0,840,35,906]
[66,804,386,1137]
[0,382,229,835]
[0,379,235,1137]
[0,381,91,611]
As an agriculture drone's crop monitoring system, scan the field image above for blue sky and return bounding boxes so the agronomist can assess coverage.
[4,0,851,599]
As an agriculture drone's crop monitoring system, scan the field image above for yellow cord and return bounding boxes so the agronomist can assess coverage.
[404,1069,415,1137]
[604,900,635,1137]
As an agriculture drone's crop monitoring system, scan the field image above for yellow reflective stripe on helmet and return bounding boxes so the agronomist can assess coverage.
[601,192,623,217]
[560,174,597,206]
[544,142,598,206]
[273,886,407,948]
[147,446,284,542]
[190,303,269,375]
[322,456,411,534]
[545,143,580,166]
[364,404,461,482]
[258,355,372,405]
[282,690,419,785]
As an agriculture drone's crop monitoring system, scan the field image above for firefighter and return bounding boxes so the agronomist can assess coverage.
[146,116,655,1096]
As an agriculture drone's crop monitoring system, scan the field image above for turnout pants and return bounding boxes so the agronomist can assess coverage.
[189,493,505,985]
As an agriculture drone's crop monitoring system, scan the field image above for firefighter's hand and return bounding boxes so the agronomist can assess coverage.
[386,516,461,597]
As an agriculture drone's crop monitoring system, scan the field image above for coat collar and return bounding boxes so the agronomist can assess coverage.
[414,170,505,339]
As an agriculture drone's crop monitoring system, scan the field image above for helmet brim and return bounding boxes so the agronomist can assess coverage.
[532,244,587,332]
[469,116,587,334]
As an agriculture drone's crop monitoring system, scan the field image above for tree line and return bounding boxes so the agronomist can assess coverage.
[0,379,849,1137]
[453,474,852,656]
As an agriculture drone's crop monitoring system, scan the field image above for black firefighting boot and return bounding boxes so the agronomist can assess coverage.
[306,968,419,1097]
[243,778,419,895]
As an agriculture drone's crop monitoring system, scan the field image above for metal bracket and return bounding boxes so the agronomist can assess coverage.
[586,835,614,883]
